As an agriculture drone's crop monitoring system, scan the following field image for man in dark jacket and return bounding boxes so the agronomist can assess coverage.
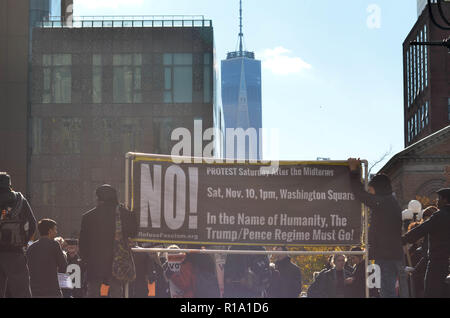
[268,246,302,298]
[348,159,408,298]
[224,245,271,298]
[310,254,352,298]
[0,172,36,298]
[402,188,450,298]
[79,184,137,298]
[345,247,366,298]
[26,219,67,297]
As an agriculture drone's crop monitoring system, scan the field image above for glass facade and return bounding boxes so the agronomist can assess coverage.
[42,53,72,103]
[113,53,142,103]
[163,53,193,103]
[221,55,262,161]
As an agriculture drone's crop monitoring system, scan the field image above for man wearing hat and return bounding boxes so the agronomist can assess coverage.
[402,188,450,298]
[79,184,137,298]
[0,172,37,298]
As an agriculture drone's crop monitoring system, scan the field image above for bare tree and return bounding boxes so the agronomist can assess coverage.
[368,145,393,176]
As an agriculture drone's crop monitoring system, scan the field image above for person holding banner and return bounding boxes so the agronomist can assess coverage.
[348,158,408,298]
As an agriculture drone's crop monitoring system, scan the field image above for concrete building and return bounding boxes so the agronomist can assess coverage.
[29,17,215,236]
[404,1,450,147]
[0,0,32,195]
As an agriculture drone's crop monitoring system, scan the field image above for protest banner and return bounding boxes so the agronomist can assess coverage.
[126,154,366,247]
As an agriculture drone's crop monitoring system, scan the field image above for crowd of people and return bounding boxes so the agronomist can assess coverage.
[1,158,449,298]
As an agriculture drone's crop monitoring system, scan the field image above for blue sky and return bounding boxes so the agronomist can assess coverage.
[73,0,418,172]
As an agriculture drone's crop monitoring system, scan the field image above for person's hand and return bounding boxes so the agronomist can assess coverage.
[345,277,354,285]
[405,267,415,276]
[347,158,361,172]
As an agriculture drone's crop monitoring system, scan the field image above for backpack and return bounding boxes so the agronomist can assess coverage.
[194,269,220,298]
[111,206,136,282]
[0,192,26,249]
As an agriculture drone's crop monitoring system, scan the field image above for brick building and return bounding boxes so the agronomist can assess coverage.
[381,1,450,209]
[403,1,450,147]
[380,125,450,208]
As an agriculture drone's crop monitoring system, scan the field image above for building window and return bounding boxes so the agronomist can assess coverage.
[53,118,82,154]
[42,54,72,103]
[410,118,414,141]
[120,118,142,154]
[163,53,193,103]
[419,32,424,92]
[153,117,176,155]
[406,51,410,108]
[421,105,425,129]
[413,45,417,99]
[448,98,450,121]
[204,53,212,103]
[418,107,421,133]
[425,101,429,125]
[93,54,102,103]
[407,120,411,143]
[113,54,142,103]
[415,113,418,136]
[32,118,42,155]
[424,25,428,87]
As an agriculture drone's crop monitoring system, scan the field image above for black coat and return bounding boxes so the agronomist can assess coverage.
[311,267,352,298]
[269,257,302,298]
[347,261,366,298]
[0,191,36,253]
[350,171,403,261]
[79,203,137,282]
[223,245,270,298]
[403,205,450,261]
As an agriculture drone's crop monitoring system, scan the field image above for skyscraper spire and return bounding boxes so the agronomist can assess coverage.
[239,0,243,54]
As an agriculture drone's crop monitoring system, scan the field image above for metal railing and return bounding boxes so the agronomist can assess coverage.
[39,15,212,28]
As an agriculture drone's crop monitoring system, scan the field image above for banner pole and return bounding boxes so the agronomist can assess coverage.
[124,153,132,299]
[131,248,368,256]
[362,160,370,299]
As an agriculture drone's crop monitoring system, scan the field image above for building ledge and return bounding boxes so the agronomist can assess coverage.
[39,16,212,28]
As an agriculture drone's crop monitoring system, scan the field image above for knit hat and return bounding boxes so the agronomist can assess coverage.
[368,174,392,195]
[0,173,11,189]
[437,188,450,201]
[95,184,118,204]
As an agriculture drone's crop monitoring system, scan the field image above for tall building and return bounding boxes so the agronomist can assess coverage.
[29,16,215,236]
[0,0,55,195]
[404,0,450,147]
[221,0,262,161]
